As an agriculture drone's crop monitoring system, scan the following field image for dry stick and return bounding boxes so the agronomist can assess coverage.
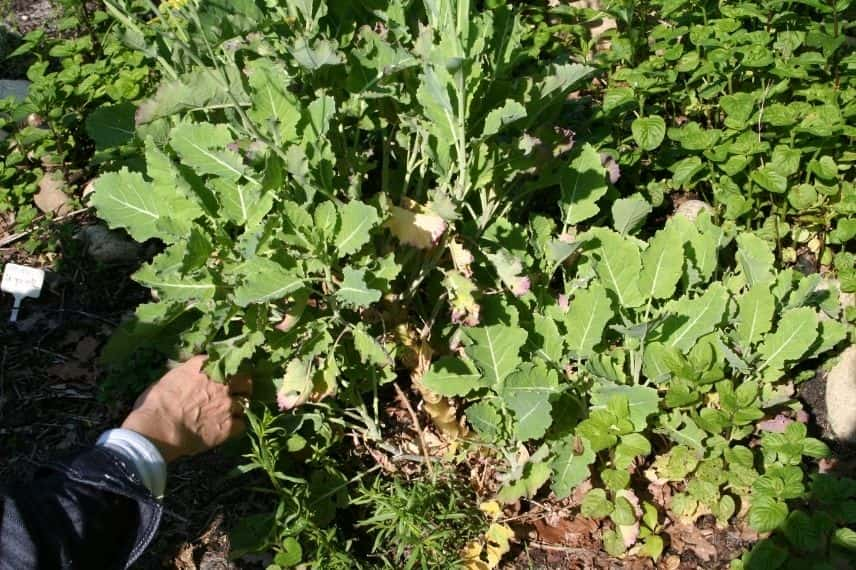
[393,382,435,477]
[0,208,90,248]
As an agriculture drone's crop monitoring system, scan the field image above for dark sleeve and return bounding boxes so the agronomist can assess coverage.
[0,446,163,570]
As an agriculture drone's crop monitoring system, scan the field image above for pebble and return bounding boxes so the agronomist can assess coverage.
[826,345,856,443]
[77,224,142,264]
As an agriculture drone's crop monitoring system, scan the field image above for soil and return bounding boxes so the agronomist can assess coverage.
[0,217,268,570]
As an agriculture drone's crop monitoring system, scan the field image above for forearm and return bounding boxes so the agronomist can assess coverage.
[0,443,164,570]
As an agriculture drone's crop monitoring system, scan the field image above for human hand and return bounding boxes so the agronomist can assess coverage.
[121,356,252,462]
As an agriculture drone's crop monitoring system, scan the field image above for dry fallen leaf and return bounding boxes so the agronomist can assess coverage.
[664,523,717,562]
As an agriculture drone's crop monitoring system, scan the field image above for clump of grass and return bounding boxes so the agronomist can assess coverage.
[353,473,486,570]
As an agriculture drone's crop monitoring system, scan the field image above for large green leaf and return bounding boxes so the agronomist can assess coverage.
[134,246,217,301]
[464,324,528,386]
[640,223,685,301]
[246,58,301,143]
[169,122,247,182]
[501,362,558,441]
[482,99,527,137]
[336,267,381,308]
[736,233,776,286]
[233,258,302,307]
[565,282,614,358]
[92,169,166,242]
[737,284,775,347]
[611,194,652,235]
[589,228,645,308]
[757,307,818,381]
[590,383,660,431]
[560,144,608,226]
[93,156,203,244]
[336,200,379,256]
[421,357,482,397]
[661,284,729,352]
[550,437,596,499]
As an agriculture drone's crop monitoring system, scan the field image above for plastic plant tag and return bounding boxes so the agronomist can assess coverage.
[1,263,45,322]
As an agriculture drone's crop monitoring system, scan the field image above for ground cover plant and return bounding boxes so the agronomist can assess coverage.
[0,0,154,232]
[81,0,855,567]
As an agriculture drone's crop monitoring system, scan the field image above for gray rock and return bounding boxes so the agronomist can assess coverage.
[827,345,856,443]
[77,225,142,264]
[674,199,714,222]
[34,172,73,216]
[0,79,30,101]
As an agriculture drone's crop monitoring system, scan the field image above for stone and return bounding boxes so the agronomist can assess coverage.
[827,345,856,442]
[674,199,714,222]
[0,79,30,101]
[77,224,142,264]
[33,172,73,216]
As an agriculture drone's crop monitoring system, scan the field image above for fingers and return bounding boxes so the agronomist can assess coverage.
[228,373,253,396]
[183,354,209,375]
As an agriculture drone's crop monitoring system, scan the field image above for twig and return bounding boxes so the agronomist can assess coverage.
[0,208,90,248]
[393,382,435,477]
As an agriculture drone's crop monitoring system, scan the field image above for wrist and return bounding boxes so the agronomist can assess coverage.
[121,410,183,463]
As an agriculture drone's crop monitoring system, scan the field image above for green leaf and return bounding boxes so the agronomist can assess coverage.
[466,400,502,442]
[611,496,637,526]
[134,246,217,301]
[757,307,818,381]
[464,324,528,386]
[661,283,729,352]
[671,156,704,187]
[246,58,301,143]
[497,462,551,503]
[736,233,776,286]
[612,194,652,235]
[639,535,664,560]
[591,383,660,431]
[532,314,564,363]
[501,362,558,441]
[275,359,314,411]
[614,433,652,469]
[85,102,136,150]
[752,165,788,194]
[589,228,645,308]
[832,527,856,550]
[482,99,527,137]
[169,122,246,181]
[336,200,379,256]
[352,324,390,367]
[560,144,608,226]
[550,437,596,499]
[737,284,776,347]
[290,37,343,70]
[422,357,481,397]
[92,169,166,242]
[631,116,667,151]
[581,488,613,518]
[565,283,614,358]
[640,223,685,301]
[749,496,789,532]
[233,258,302,307]
[336,267,381,308]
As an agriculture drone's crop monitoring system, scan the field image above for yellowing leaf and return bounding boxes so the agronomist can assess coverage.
[387,199,447,248]
[479,500,503,520]
[276,359,313,411]
[484,523,514,567]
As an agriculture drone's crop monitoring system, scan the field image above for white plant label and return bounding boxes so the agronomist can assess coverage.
[1,263,45,322]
